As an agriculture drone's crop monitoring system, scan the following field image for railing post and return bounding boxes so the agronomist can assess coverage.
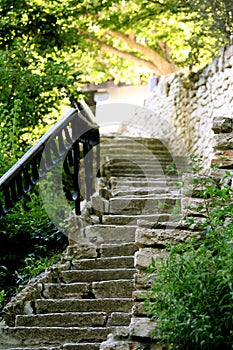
[83,142,94,201]
[72,140,81,215]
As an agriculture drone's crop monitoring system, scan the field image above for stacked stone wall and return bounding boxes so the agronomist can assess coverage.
[128,42,233,173]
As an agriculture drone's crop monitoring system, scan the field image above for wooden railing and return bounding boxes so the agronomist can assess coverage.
[0,103,100,219]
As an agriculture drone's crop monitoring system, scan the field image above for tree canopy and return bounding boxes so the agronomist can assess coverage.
[0,0,232,171]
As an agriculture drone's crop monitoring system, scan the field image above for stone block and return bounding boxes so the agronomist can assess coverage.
[211,150,233,168]
[129,317,157,338]
[91,193,109,216]
[212,117,233,133]
[214,133,233,150]
[83,225,136,246]
[63,242,97,260]
[134,248,167,270]
[135,227,193,247]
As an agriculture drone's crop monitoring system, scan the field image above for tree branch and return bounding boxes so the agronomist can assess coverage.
[107,30,178,74]
[101,43,162,74]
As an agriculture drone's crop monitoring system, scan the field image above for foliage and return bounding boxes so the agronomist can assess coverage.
[0,187,67,306]
[18,253,62,283]
[0,290,5,305]
[145,158,233,349]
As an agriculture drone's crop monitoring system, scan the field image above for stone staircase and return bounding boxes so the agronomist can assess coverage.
[0,136,184,350]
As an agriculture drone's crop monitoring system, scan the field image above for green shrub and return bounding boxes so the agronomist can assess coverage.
[145,159,233,349]
[0,187,67,305]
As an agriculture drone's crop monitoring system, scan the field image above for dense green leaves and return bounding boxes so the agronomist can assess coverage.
[0,189,67,308]
[145,161,233,349]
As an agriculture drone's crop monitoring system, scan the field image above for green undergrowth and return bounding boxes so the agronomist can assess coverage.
[0,187,67,314]
[145,156,233,349]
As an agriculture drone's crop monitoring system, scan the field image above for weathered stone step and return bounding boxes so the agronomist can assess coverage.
[42,278,133,299]
[104,161,173,168]
[105,168,171,176]
[93,279,134,298]
[34,298,133,314]
[42,282,89,299]
[101,159,171,168]
[7,348,55,350]
[82,225,136,245]
[111,189,180,197]
[71,256,134,270]
[16,311,131,329]
[100,141,169,148]
[100,139,167,146]
[110,176,181,187]
[16,312,107,327]
[109,197,179,215]
[99,242,138,257]
[100,150,171,158]
[7,348,57,350]
[60,268,135,283]
[7,345,101,350]
[102,214,182,226]
[0,326,111,347]
[63,343,101,350]
[111,187,179,197]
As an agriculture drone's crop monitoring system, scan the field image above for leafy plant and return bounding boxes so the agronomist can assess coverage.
[18,253,62,283]
[145,157,233,349]
[0,290,5,305]
[0,187,67,308]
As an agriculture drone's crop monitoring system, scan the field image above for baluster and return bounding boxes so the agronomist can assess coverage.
[96,142,101,177]
[50,139,60,165]
[44,144,53,170]
[23,166,32,193]
[31,156,40,185]
[58,131,67,156]
[63,149,74,177]
[0,200,4,219]
[16,172,25,199]
[10,179,18,205]
[64,126,73,149]
[83,142,94,201]
[3,186,12,213]
[72,140,81,215]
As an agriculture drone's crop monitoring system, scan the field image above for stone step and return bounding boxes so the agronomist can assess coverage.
[42,282,89,299]
[8,345,102,350]
[101,158,171,166]
[16,312,107,328]
[7,348,58,350]
[100,140,168,148]
[100,139,167,147]
[7,348,56,350]
[109,197,179,215]
[104,161,173,168]
[99,242,138,257]
[111,188,180,197]
[34,298,133,314]
[93,279,134,298]
[109,176,181,187]
[0,326,111,347]
[71,256,134,270]
[60,268,135,283]
[63,343,101,350]
[82,225,136,245]
[100,150,171,157]
[15,311,132,329]
[105,169,171,177]
[62,343,101,350]
[102,214,182,226]
[42,279,134,300]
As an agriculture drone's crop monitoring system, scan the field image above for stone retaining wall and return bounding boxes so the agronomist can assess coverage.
[127,42,233,173]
